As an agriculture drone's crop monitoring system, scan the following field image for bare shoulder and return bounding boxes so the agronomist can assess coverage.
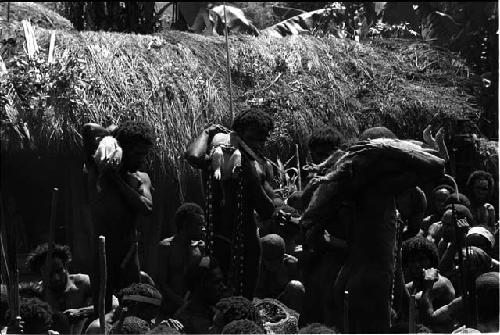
[135,171,152,184]
[69,273,91,288]
[159,236,175,247]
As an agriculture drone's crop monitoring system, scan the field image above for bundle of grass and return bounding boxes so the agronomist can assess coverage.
[0,2,73,30]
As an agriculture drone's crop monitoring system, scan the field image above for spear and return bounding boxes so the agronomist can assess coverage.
[223,2,234,123]
[295,144,302,191]
[44,188,59,285]
[98,236,107,335]
[343,290,349,333]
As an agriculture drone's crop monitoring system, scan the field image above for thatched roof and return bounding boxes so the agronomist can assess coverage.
[0,2,73,30]
[1,14,483,178]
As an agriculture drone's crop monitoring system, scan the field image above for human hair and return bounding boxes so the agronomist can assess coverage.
[308,126,345,151]
[184,256,220,292]
[232,108,274,134]
[443,204,474,224]
[110,316,151,334]
[475,272,499,322]
[26,243,72,274]
[215,296,261,329]
[466,170,495,201]
[114,120,154,151]
[299,323,338,334]
[174,202,204,232]
[5,297,53,334]
[221,319,266,334]
[359,126,397,141]
[444,193,471,208]
[116,283,162,309]
[19,281,43,299]
[147,324,181,334]
[402,237,439,268]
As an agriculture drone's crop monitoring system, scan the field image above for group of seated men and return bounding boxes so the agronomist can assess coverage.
[1,107,498,334]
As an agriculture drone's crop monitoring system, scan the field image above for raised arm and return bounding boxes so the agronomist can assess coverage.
[184,124,229,169]
[82,123,111,165]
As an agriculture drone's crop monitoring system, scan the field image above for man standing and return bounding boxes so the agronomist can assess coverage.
[82,121,154,316]
[184,108,276,299]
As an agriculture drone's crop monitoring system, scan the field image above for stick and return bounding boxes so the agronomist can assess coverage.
[45,188,59,284]
[47,31,56,64]
[343,290,349,333]
[295,144,302,191]
[7,2,10,23]
[222,3,234,123]
[0,54,7,74]
[98,236,107,335]
[409,294,416,333]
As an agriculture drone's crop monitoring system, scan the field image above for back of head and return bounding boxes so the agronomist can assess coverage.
[174,202,204,232]
[147,324,181,334]
[475,272,499,322]
[214,296,260,330]
[232,108,274,134]
[114,120,154,151]
[444,204,474,223]
[260,234,285,261]
[221,319,266,334]
[466,170,494,200]
[466,226,495,255]
[359,126,397,141]
[402,236,439,268]
[7,297,53,334]
[462,246,492,279]
[445,193,471,208]
[110,316,151,334]
[308,126,345,151]
[26,243,72,274]
[117,283,162,321]
[299,322,338,334]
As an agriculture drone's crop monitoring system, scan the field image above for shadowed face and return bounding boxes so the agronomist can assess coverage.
[473,179,490,203]
[123,143,151,171]
[404,254,432,283]
[186,213,206,241]
[240,125,269,155]
[310,144,337,165]
[41,257,68,292]
[434,188,451,214]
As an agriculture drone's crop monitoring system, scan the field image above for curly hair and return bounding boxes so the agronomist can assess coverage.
[110,316,150,334]
[4,297,53,334]
[19,281,43,299]
[174,202,204,232]
[232,108,274,134]
[299,323,338,334]
[113,121,154,151]
[466,170,495,201]
[401,237,439,268]
[444,193,471,208]
[215,296,261,328]
[147,324,181,334]
[308,126,345,151]
[116,283,162,308]
[26,243,72,274]
[221,319,266,334]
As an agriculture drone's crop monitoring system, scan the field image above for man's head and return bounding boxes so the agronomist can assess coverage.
[402,237,439,283]
[260,234,285,273]
[475,272,499,327]
[114,121,154,171]
[26,243,71,292]
[299,323,338,334]
[110,316,151,334]
[396,186,427,219]
[308,126,345,164]
[466,170,494,204]
[432,184,454,215]
[461,246,492,281]
[466,226,495,256]
[212,296,261,333]
[185,256,226,305]
[444,193,471,209]
[116,283,162,324]
[174,202,206,240]
[232,108,274,154]
[439,204,473,242]
[271,205,301,240]
[221,319,266,334]
[359,126,397,141]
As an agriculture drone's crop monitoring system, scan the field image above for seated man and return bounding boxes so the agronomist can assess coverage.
[158,203,206,318]
[3,297,55,334]
[465,170,497,231]
[174,256,227,334]
[255,234,304,313]
[401,237,455,314]
[26,243,93,334]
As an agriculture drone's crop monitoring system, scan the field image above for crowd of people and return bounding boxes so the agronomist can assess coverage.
[1,107,498,334]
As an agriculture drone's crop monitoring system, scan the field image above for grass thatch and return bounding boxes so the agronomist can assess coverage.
[0,2,74,30]
[1,21,483,181]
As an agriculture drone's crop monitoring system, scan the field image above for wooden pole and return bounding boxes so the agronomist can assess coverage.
[409,294,416,333]
[47,31,56,64]
[343,290,349,333]
[98,236,107,335]
[295,144,302,191]
[6,2,10,23]
[44,188,59,284]
[223,3,234,123]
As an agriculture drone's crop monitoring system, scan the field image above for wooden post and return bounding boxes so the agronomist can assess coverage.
[6,2,10,22]
[44,188,59,284]
[343,290,349,333]
[409,294,416,333]
[47,31,56,64]
[295,144,302,191]
[223,3,234,124]
[98,236,107,335]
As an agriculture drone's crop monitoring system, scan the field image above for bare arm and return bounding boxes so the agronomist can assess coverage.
[82,123,110,166]
[246,162,275,220]
[109,171,153,216]
[184,124,229,169]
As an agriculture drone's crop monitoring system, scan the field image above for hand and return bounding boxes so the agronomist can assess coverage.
[159,319,184,332]
[205,124,229,137]
[422,267,439,290]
